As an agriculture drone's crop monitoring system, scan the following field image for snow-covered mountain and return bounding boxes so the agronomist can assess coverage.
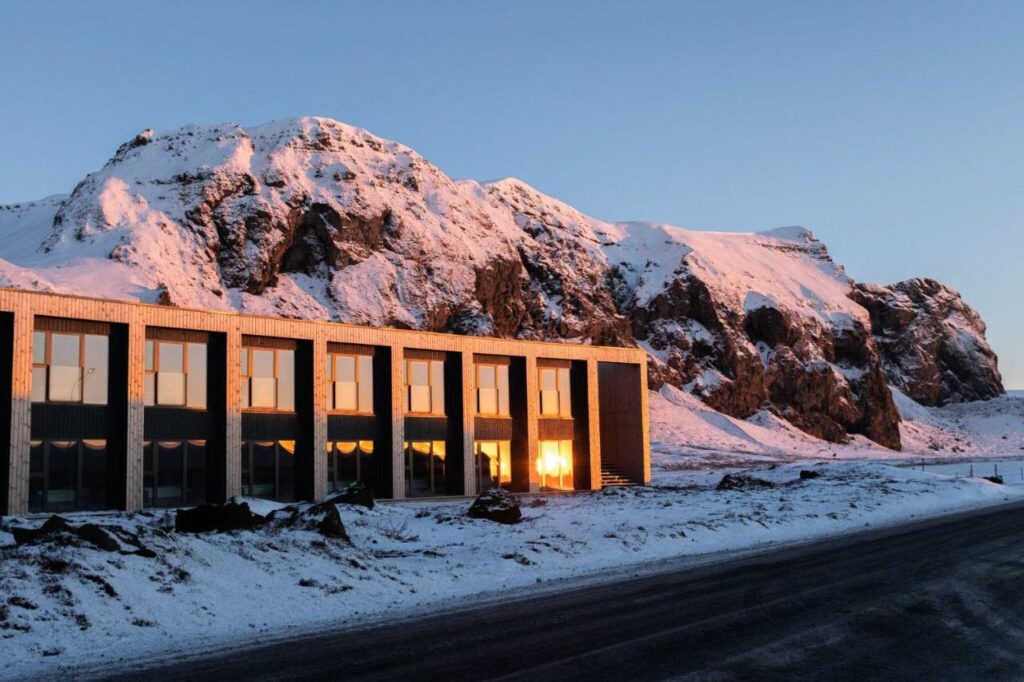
[0,117,1004,449]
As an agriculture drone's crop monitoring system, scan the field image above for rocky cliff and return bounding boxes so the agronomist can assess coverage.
[851,279,1003,406]
[0,117,1004,449]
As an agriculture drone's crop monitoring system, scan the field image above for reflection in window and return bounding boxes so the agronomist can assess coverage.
[475,364,510,416]
[143,440,208,508]
[144,339,207,408]
[539,366,572,417]
[240,346,294,411]
[327,353,373,413]
[31,330,109,405]
[404,440,448,497]
[404,359,444,415]
[327,440,374,493]
[28,439,110,512]
[536,440,574,491]
[240,440,296,501]
[475,440,511,491]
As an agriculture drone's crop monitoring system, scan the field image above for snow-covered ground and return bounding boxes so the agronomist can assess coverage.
[1,389,1022,680]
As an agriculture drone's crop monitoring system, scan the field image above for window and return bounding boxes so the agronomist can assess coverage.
[404,358,445,415]
[539,366,572,417]
[404,440,447,497]
[143,440,208,508]
[475,363,510,416]
[240,440,296,501]
[241,346,294,411]
[327,353,373,413]
[31,330,109,404]
[475,440,511,491]
[28,439,110,512]
[536,440,574,491]
[326,440,374,493]
[144,340,207,408]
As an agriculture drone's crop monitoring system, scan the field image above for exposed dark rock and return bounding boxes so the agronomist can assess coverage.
[175,501,268,533]
[851,279,1003,406]
[716,474,776,491]
[268,501,349,541]
[799,470,821,480]
[324,481,375,509]
[467,489,522,524]
[12,516,154,557]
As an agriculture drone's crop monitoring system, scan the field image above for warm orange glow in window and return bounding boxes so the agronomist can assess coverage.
[537,440,573,490]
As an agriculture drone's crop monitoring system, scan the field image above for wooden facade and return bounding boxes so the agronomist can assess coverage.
[0,287,650,515]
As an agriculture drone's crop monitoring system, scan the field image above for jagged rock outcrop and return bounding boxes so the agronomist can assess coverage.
[0,117,1001,450]
[851,279,1003,406]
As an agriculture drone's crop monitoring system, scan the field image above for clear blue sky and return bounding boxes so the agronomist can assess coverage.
[1,1,1021,387]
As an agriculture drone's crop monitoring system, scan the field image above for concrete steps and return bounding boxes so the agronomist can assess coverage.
[600,465,636,487]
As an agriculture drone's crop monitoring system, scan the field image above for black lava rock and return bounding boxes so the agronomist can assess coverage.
[467,489,522,525]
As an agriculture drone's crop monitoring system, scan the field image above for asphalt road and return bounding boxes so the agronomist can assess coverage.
[102,502,1024,681]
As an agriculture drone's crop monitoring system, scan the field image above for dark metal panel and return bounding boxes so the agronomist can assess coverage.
[294,339,316,501]
[30,405,114,439]
[0,313,12,512]
[241,412,298,440]
[538,418,575,441]
[206,332,228,503]
[404,416,448,441]
[327,414,377,441]
[143,408,211,440]
[508,357,529,492]
[474,416,513,441]
[444,351,465,495]
[570,360,591,490]
[598,362,645,483]
[372,347,393,498]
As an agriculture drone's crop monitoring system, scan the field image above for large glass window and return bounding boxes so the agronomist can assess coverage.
[539,366,572,417]
[475,364,510,417]
[474,440,512,491]
[31,330,108,404]
[404,440,447,497]
[326,440,374,494]
[144,339,207,408]
[404,358,445,415]
[536,439,574,491]
[28,439,110,512]
[327,353,373,413]
[142,440,208,508]
[241,346,295,411]
[240,440,296,501]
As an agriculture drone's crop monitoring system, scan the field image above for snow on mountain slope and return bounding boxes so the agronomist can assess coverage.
[0,116,1004,449]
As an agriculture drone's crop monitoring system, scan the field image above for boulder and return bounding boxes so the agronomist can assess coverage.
[799,470,821,480]
[12,515,154,557]
[716,474,776,491]
[467,489,522,524]
[324,481,375,509]
[268,501,350,542]
[175,501,268,533]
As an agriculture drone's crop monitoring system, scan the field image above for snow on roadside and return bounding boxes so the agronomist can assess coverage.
[1,461,1021,681]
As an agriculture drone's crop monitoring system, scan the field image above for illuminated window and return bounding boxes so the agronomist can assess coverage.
[404,440,448,496]
[240,346,295,411]
[475,440,511,491]
[404,358,445,415]
[536,439,574,491]
[327,353,373,413]
[31,330,108,405]
[240,440,296,501]
[144,339,207,408]
[475,363,510,416]
[326,440,374,493]
[539,366,572,417]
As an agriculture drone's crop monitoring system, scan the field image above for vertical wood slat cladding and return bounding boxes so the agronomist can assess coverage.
[0,287,647,513]
[312,330,328,502]
[597,361,650,484]
[460,353,476,496]
[122,317,143,510]
[586,359,603,491]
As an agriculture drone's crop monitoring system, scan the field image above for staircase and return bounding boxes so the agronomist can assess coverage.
[600,465,636,488]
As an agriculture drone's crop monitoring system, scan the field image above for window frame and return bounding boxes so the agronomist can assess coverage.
[240,346,295,412]
[474,363,510,417]
[326,352,374,414]
[144,339,207,409]
[31,330,108,405]
[539,366,572,418]
[403,358,445,416]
